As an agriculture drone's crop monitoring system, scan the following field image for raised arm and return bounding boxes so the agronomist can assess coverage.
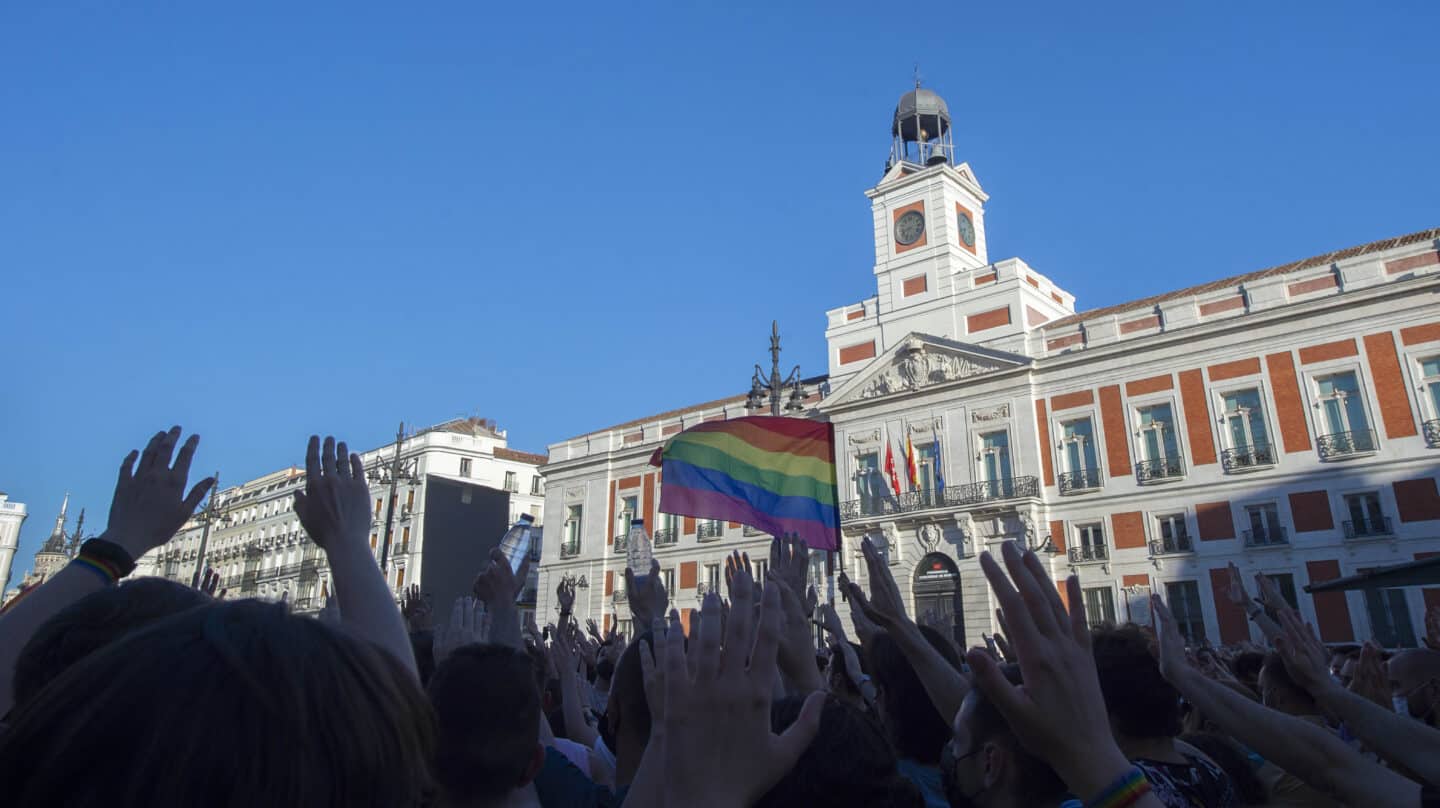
[844,536,969,724]
[1271,608,1440,786]
[472,545,531,651]
[0,427,213,716]
[1151,595,1419,805]
[294,436,416,678]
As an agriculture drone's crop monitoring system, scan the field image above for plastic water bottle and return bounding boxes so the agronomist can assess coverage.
[498,513,536,576]
[626,518,652,580]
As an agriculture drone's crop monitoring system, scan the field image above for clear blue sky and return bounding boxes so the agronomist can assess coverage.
[3,2,1438,569]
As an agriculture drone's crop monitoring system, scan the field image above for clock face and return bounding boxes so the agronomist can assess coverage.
[957,210,976,247]
[895,210,926,245]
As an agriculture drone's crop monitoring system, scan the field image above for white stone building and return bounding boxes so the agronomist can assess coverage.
[0,493,30,597]
[536,83,1440,649]
[136,416,547,615]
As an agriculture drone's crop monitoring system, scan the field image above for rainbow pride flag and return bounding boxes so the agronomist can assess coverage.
[650,416,840,551]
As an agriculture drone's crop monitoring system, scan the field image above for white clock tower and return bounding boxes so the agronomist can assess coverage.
[825,83,1075,384]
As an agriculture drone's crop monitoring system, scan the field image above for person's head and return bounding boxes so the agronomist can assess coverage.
[1229,650,1265,693]
[607,631,669,783]
[0,599,434,807]
[867,625,964,764]
[1328,644,1360,679]
[428,643,542,806]
[942,665,1069,808]
[1258,651,1319,717]
[12,577,208,709]
[826,641,867,708]
[1180,733,1268,806]
[756,695,923,808]
[1388,648,1440,724]
[594,657,615,686]
[1091,625,1181,742]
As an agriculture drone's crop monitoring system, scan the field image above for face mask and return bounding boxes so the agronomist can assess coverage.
[940,740,984,808]
[1393,695,1410,717]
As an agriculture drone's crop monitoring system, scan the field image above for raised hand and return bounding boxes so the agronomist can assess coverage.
[556,577,577,616]
[965,542,1139,802]
[1151,595,1193,683]
[836,571,881,645]
[653,563,824,807]
[1224,561,1252,608]
[473,546,529,607]
[769,533,810,596]
[402,584,432,632]
[767,576,827,694]
[1349,642,1390,708]
[293,436,370,550]
[818,601,846,641]
[434,596,487,665]
[105,427,215,559]
[853,535,909,628]
[625,558,668,627]
[586,618,604,644]
[199,568,220,597]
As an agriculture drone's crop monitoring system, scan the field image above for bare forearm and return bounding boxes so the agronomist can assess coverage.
[1170,669,1416,805]
[560,669,599,747]
[485,604,523,651]
[0,563,107,714]
[1315,681,1440,785]
[327,546,416,677]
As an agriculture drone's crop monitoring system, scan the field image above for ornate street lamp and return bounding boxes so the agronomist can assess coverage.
[744,321,807,417]
[368,423,421,573]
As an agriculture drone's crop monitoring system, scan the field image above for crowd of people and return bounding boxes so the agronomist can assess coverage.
[1,425,1439,807]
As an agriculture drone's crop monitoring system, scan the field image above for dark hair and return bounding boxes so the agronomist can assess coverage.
[1230,651,1265,686]
[867,625,963,763]
[1181,732,1267,805]
[595,658,615,681]
[13,577,209,708]
[964,665,1069,805]
[756,695,923,808]
[1092,625,1182,739]
[428,643,540,804]
[0,600,435,807]
[410,630,435,686]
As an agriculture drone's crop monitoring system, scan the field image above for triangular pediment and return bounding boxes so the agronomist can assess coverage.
[822,333,1029,407]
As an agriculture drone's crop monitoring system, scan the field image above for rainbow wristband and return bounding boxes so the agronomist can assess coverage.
[1086,767,1151,808]
[72,555,120,586]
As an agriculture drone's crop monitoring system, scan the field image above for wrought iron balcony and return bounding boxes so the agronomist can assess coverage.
[839,476,1040,521]
[613,534,627,553]
[695,581,717,599]
[1317,429,1377,460]
[1067,544,1109,564]
[1148,535,1193,556]
[1343,517,1394,539]
[1135,457,1184,483]
[560,541,581,559]
[1221,444,1275,472]
[1425,419,1440,449]
[612,588,628,603]
[653,528,678,547]
[698,521,725,541]
[1058,468,1102,494]
[1243,526,1289,547]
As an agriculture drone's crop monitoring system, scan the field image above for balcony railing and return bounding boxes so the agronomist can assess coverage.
[653,528,678,547]
[1221,443,1275,472]
[1149,535,1193,556]
[695,581,717,599]
[559,542,581,559]
[1317,429,1377,460]
[1425,419,1440,449]
[1067,544,1109,564]
[613,534,627,553]
[1343,517,1394,539]
[1057,468,1102,494]
[698,521,725,541]
[839,476,1040,521]
[1243,526,1289,547]
[612,588,628,603]
[1135,457,1184,484]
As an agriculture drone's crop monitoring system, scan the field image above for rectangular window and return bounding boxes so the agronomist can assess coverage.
[917,443,939,504]
[1316,372,1375,456]
[1220,389,1274,469]
[375,497,383,517]
[855,451,883,514]
[504,471,519,492]
[564,505,583,554]
[753,559,768,583]
[531,476,544,496]
[395,566,405,591]
[1421,358,1440,419]
[1165,581,1206,644]
[705,563,721,590]
[406,489,415,510]
[1361,568,1417,648]
[618,495,638,537]
[661,568,675,596]
[1244,504,1286,546]
[400,527,411,553]
[370,533,377,550]
[1154,513,1191,553]
[979,431,1012,496]
[1058,418,1101,494]
[1260,573,1300,615]
[1070,523,1107,563]
[458,458,471,478]
[1136,403,1183,481]
[1082,586,1116,628]
[698,518,724,541]
[1344,492,1389,538]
